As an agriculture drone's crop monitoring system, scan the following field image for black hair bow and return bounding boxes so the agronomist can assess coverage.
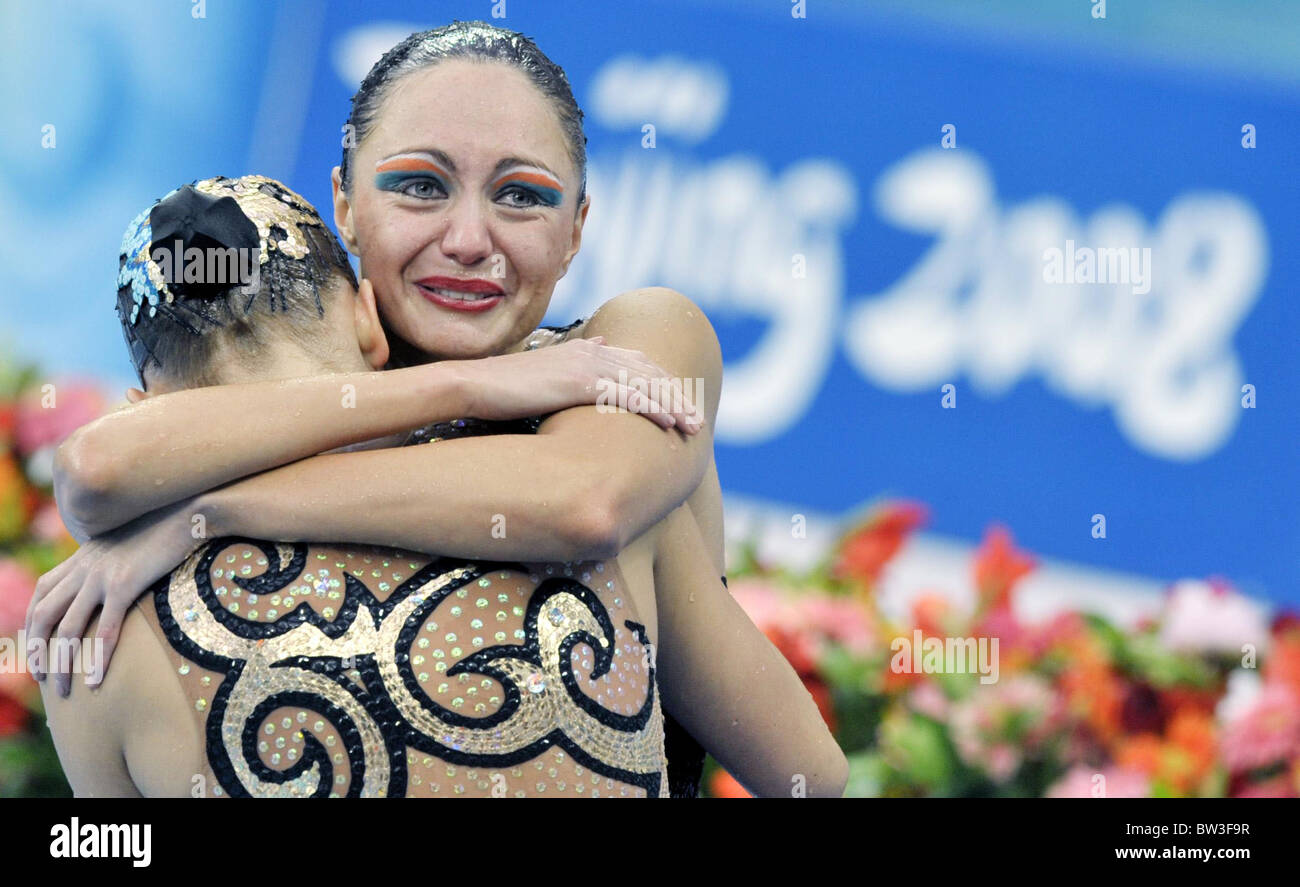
[148,184,260,300]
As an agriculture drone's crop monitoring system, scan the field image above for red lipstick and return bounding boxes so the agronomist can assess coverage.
[415,276,506,312]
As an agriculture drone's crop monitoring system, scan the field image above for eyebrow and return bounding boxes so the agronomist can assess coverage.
[374,153,452,177]
[490,170,564,192]
[381,149,564,185]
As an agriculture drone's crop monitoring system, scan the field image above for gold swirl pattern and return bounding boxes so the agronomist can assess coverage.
[147,538,668,798]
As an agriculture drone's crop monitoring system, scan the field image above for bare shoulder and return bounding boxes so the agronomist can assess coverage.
[39,604,162,796]
[584,287,720,345]
[582,288,723,420]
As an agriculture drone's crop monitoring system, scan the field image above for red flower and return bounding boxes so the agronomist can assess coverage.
[1120,683,1166,735]
[831,501,928,586]
[0,403,16,441]
[763,624,820,677]
[1272,610,1300,635]
[0,692,28,737]
[972,525,1036,611]
[708,768,754,798]
[1266,619,1300,700]
[1231,773,1298,798]
[910,593,952,638]
[761,624,836,731]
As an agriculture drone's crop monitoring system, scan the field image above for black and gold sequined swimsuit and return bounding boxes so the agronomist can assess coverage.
[139,540,670,797]
[403,318,710,798]
[138,318,707,798]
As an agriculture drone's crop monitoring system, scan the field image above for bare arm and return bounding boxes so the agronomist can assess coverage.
[55,328,695,544]
[198,288,723,562]
[653,505,849,798]
[55,361,467,542]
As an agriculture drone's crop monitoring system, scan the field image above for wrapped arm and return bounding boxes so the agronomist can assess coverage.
[55,361,467,542]
[197,287,724,563]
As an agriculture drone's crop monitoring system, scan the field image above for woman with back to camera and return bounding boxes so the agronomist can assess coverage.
[28,22,848,797]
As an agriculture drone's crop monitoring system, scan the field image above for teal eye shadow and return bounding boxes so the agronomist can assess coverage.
[511,183,563,206]
[374,171,444,192]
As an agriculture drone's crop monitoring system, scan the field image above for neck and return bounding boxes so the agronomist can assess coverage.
[384,332,430,369]
[383,328,538,369]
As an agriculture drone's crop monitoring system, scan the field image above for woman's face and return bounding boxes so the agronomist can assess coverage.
[334,58,588,361]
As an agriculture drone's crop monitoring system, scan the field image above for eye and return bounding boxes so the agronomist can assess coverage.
[497,185,543,209]
[400,177,446,200]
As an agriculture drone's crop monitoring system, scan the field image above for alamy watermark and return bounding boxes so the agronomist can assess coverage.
[49,817,150,867]
[595,369,705,422]
[6,631,104,683]
[890,630,1000,684]
[151,242,260,294]
[1041,239,1152,295]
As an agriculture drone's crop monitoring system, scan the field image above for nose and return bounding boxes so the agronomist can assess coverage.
[438,194,494,267]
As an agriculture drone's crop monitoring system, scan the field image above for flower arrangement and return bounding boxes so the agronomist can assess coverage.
[705,501,1300,798]
[0,359,102,798]
[2,354,1295,800]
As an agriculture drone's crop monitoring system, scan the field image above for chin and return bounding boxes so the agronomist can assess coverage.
[410,325,519,361]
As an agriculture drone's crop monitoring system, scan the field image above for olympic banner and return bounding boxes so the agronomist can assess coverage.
[4,0,1296,602]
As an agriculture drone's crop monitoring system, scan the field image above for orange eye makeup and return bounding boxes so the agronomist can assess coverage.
[490,171,564,207]
[374,154,450,193]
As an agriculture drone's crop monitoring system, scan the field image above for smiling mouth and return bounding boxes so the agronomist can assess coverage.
[415,282,506,312]
[418,284,499,302]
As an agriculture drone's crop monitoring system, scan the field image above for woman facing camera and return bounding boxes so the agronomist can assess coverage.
[29,24,848,798]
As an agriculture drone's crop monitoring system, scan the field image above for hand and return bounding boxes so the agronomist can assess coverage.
[458,336,704,433]
[24,497,210,696]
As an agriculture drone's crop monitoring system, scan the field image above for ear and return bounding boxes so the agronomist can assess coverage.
[558,194,590,280]
[353,278,390,370]
[124,386,149,403]
[331,166,360,256]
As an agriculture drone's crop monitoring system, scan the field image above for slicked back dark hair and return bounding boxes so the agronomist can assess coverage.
[339,20,587,206]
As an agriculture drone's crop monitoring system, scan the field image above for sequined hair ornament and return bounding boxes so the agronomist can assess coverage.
[116,175,345,383]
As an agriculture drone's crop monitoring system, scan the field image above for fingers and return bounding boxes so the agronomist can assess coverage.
[617,385,674,430]
[53,587,102,698]
[26,554,82,635]
[27,579,85,680]
[564,337,704,432]
[597,346,703,433]
[88,599,128,689]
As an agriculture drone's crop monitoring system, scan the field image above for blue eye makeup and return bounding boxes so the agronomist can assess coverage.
[374,156,450,196]
[491,172,564,207]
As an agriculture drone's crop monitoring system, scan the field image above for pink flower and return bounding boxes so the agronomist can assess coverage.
[1047,764,1150,798]
[30,501,68,542]
[947,675,1061,780]
[730,578,876,659]
[973,603,1025,650]
[793,595,876,655]
[14,380,104,456]
[0,557,37,636]
[729,579,800,636]
[985,743,1020,782]
[1158,579,1270,656]
[1024,611,1088,659]
[1219,683,1300,774]
[909,681,950,720]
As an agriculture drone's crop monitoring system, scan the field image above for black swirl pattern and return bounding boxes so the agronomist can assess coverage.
[152,537,665,798]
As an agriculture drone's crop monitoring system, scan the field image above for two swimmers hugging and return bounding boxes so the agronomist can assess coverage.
[33,173,846,798]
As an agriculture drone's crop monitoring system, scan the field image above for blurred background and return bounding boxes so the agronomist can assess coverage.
[1,0,1296,797]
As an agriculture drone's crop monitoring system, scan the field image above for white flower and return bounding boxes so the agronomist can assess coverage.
[1158,579,1270,657]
